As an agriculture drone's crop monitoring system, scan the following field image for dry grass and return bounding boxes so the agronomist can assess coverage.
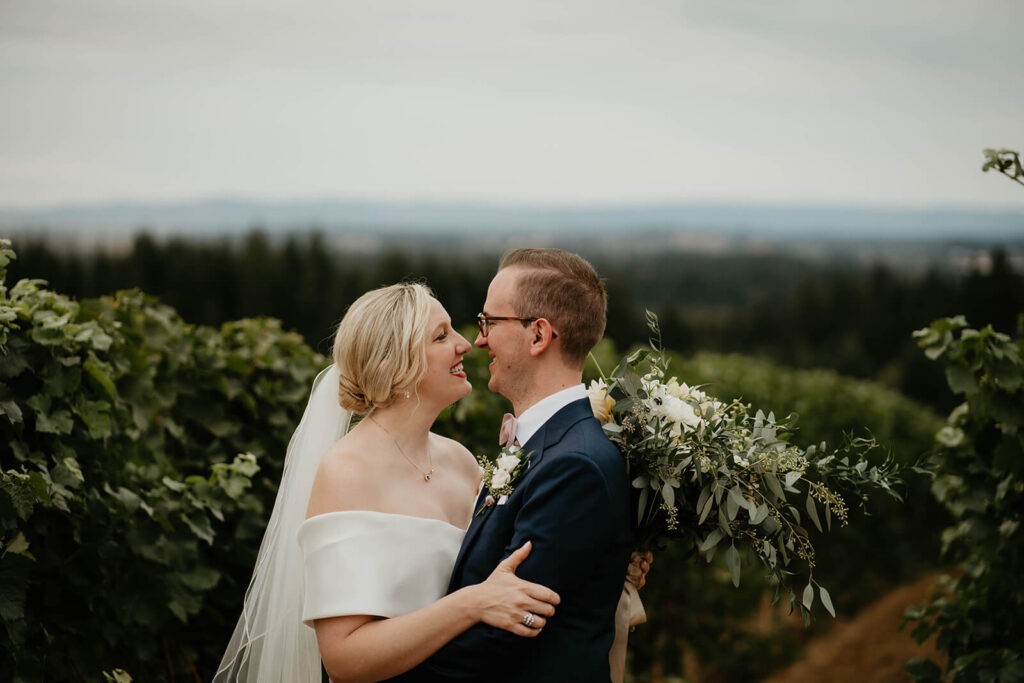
[764,572,946,683]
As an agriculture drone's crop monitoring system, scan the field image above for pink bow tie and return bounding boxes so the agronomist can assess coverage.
[499,413,519,449]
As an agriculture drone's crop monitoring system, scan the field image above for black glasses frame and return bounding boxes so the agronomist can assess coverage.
[476,313,539,337]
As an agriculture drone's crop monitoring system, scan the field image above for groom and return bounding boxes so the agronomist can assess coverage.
[394,248,632,682]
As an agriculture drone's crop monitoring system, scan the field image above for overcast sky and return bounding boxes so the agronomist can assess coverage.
[2,0,1022,209]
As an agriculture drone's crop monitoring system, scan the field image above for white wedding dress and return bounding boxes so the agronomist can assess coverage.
[298,510,466,623]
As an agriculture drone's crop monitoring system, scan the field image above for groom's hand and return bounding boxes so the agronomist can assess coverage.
[477,541,561,637]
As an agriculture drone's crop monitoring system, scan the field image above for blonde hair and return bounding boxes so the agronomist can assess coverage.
[498,248,607,367]
[332,283,434,414]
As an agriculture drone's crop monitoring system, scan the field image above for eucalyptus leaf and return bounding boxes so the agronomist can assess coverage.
[696,486,710,514]
[662,484,675,508]
[698,489,715,524]
[718,504,732,536]
[726,545,741,587]
[728,485,752,512]
[612,398,635,413]
[621,370,643,396]
[764,472,785,501]
[726,491,740,521]
[802,583,814,609]
[699,529,724,552]
[819,586,836,617]
[749,503,769,525]
[805,494,823,533]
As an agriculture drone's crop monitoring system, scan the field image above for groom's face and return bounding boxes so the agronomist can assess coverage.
[475,267,532,401]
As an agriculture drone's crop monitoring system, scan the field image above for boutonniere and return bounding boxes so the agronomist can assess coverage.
[475,448,533,516]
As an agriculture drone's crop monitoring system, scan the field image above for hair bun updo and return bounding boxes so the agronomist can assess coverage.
[332,283,434,415]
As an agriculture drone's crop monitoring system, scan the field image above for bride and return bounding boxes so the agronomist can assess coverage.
[215,283,560,682]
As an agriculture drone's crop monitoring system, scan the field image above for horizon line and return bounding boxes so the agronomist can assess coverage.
[2,194,1024,215]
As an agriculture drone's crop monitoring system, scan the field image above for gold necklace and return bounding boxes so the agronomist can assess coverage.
[368,415,435,482]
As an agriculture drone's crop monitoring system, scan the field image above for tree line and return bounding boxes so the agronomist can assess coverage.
[6,230,1022,410]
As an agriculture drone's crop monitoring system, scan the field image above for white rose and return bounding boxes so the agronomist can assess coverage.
[496,454,520,471]
[665,378,685,399]
[663,396,702,430]
[491,469,511,489]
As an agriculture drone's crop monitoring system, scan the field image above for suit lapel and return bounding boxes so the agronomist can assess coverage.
[448,398,596,589]
[449,486,492,588]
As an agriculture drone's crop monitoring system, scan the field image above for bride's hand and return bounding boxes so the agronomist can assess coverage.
[474,541,560,637]
[627,550,654,589]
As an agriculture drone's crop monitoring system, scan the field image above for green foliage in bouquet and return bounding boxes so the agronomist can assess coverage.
[592,312,909,624]
[904,315,1024,683]
[0,240,324,681]
[671,348,947,610]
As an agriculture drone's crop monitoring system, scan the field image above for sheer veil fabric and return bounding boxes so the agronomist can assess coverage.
[215,364,351,683]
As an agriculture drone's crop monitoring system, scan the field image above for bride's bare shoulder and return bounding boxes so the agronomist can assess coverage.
[430,434,482,484]
[305,435,382,518]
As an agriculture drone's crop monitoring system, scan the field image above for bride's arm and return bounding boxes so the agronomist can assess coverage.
[314,541,555,683]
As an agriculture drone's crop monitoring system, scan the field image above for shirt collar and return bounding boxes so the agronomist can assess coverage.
[513,384,587,449]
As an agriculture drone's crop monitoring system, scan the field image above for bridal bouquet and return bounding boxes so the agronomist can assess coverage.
[588,313,906,620]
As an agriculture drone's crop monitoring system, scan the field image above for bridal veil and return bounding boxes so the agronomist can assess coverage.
[215,364,351,682]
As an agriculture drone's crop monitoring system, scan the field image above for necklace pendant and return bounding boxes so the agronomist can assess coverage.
[424,472,432,482]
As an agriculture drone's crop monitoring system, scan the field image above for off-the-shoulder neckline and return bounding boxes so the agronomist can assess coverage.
[301,508,468,533]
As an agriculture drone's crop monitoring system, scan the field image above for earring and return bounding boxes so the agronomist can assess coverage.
[405,390,411,399]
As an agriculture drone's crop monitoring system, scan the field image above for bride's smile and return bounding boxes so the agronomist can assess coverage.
[416,297,472,408]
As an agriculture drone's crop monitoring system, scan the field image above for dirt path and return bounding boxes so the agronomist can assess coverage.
[764,572,945,683]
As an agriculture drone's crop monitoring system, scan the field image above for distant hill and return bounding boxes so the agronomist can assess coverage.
[2,198,1023,242]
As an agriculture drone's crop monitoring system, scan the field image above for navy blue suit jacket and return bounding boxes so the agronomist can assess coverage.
[386,398,632,683]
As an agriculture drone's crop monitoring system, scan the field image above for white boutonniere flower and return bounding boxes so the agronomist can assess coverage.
[476,448,532,516]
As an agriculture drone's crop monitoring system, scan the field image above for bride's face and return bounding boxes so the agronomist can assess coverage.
[416,297,472,406]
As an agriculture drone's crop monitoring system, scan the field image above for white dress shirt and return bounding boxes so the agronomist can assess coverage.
[510,384,588,451]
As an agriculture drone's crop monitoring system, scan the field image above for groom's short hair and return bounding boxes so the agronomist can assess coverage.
[498,248,606,367]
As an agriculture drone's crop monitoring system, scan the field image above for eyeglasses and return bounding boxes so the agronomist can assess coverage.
[475,313,539,337]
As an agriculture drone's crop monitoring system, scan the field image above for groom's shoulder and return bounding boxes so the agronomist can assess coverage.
[561,412,623,469]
